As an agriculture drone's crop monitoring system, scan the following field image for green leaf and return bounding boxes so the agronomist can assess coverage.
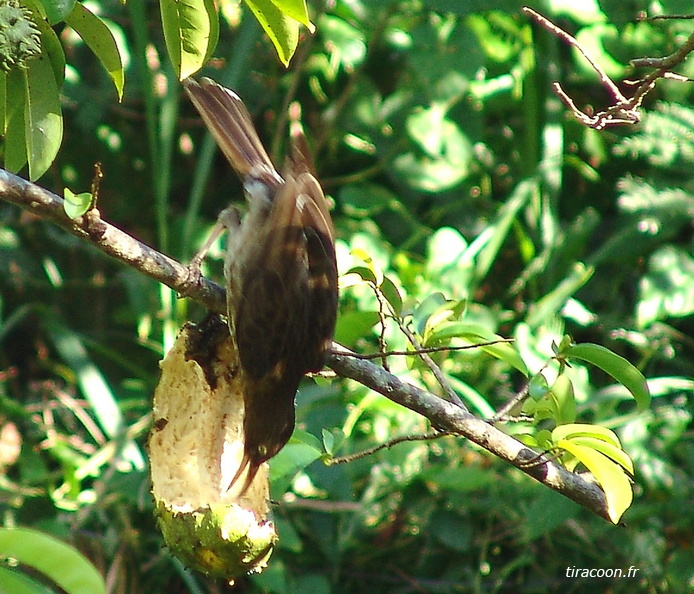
[270,0,314,30]
[244,0,299,66]
[65,3,125,100]
[3,69,28,173]
[548,374,576,425]
[527,373,549,400]
[563,343,651,411]
[269,436,322,482]
[0,565,54,594]
[321,429,334,455]
[63,188,93,219]
[24,52,63,181]
[41,0,76,24]
[23,0,66,85]
[556,440,633,523]
[0,528,106,594]
[333,310,380,346]
[160,0,219,79]
[380,276,403,316]
[350,248,384,285]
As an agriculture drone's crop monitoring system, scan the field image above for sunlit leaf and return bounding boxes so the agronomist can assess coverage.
[63,188,93,219]
[556,440,632,523]
[65,3,125,100]
[244,0,299,66]
[0,528,106,594]
[160,0,219,79]
[568,436,634,475]
[563,343,650,411]
[551,423,622,449]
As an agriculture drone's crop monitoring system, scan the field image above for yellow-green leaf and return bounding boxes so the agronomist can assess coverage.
[568,436,634,475]
[557,439,633,523]
[244,0,299,66]
[63,188,94,219]
[160,0,219,79]
[65,3,125,100]
[268,0,314,31]
[551,423,622,449]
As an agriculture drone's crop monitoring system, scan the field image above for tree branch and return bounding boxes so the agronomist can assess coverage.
[523,6,694,130]
[0,168,613,522]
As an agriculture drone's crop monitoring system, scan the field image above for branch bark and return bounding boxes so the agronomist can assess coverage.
[0,167,613,522]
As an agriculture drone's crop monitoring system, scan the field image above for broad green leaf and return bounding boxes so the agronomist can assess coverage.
[568,436,634,475]
[334,310,380,346]
[3,69,28,173]
[556,440,633,523]
[23,0,66,85]
[160,0,219,79]
[270,439,323,482]
[528,372,549,400]
[551,423,621,449]
[24,53,63,181]
[270,0,314,30]
[244,0,299,66]
[63,188,93,219]
[0,565,54,594]
[65,3,125,100]
[563,343,650,411]
[380,276,403,316]
[41,0,76,24]
[548,374,576,425]
[0,528,106,594]
[321,429,334,455]
[412,293,448,337]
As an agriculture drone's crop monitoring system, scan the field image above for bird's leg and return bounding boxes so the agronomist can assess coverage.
[187,206,242,283]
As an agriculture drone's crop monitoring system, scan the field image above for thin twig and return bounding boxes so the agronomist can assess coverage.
[523,6,694,130]
[326,430,454,465]
[343,339,514,360]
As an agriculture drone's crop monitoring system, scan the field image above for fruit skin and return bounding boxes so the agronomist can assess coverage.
[0,1,42,72]
[149,315,278,580]
[153,501,275,578]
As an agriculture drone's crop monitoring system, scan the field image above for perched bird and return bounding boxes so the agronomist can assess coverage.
[184,77,338,496]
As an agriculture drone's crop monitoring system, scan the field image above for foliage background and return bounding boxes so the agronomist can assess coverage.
[1,0,694,592]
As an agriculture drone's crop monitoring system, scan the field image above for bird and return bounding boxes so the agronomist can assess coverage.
[183,77,338,496]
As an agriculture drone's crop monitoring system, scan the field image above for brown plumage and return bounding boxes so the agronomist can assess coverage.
[184,77,338,495]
